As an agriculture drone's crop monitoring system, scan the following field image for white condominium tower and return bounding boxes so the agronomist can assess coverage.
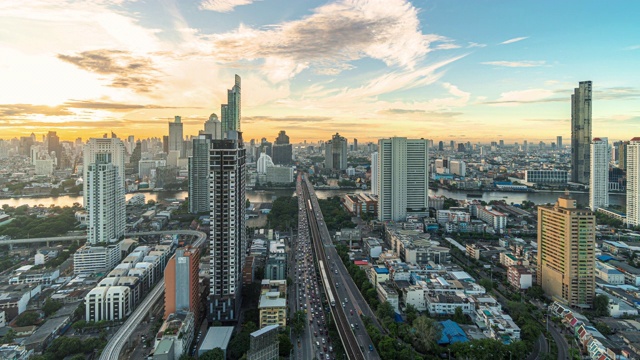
[377,137,429,221]
[627,138,640,227]
[589,137,609,211]
[83,138,126,244]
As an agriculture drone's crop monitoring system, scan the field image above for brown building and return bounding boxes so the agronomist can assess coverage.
[242,256,255,285]
[164,246,201,321]
[536,196,595,307]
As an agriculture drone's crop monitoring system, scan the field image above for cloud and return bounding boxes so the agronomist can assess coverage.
[380,109,425,114]
[242,115,332,124]
[467,42,487,48]
[500,37,528,45]
[0,101,185,117]
[624,45,640,50]
[57,50,160,93]
[0,104,73,117]
[595,87,640,101]
[484,89,559,106]
[200,0,256,12]
[523,118,569,123]
[379,109,462,117]
[208,0,447,81]
[64,100,185,112]
[481,60,545,68]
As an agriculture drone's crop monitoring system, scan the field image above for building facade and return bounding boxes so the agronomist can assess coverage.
[571,81,593,184]
[589,137,609,211]
[169,116,184,158]
[221,75,241,136]
[377,137,429,221]
[627,138,640,227]
[165,247,201,322]
[324,133,348,171]
[537,196,595,307]
[524,170,569,185]
[371,152,378,196]
[188,135,211,214]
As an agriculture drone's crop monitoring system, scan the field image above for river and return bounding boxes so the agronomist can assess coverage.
[0,188,625,208]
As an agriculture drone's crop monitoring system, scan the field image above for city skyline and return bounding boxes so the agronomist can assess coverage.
[2,1,640,142]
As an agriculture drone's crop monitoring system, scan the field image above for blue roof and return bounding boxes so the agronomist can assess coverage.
[374,267,389,274]
[597,255,615,262]
[437,320,469,345]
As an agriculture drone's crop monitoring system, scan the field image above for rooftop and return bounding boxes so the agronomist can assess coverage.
[200,326,234,352]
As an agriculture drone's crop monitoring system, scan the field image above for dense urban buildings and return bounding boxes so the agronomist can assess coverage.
[377,137,429,221]
[627,138,640,227]
[571,81,593,184]
[589,137,609,211]
[536,195,595,307]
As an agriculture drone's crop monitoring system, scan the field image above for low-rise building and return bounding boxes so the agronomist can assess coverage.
[474,305,521,343]
[507,266,533,290]
[477,206,508,234]
[595,263,625,285]
[73,243,121,275]
[259,291,287,328]
[0,284,42,321]
[426,293,474,316]
[401,285,426,311]
[153,311,195,360]
[199,326,234,357]
[368,266,390,287]
[466,244,480,260]
[247,324,279,360]
[376,282,399,313]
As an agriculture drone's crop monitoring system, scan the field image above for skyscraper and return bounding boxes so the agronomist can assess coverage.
[46,131,61,168]
[83,138,126,244]
[626,138,640,227]
[272,131,292,165]
[209,133,247,322]
[221,75,241,137]
[557,136,563,149]
[188,135,211,214]
[571,81,593,184]
[169,116,184,157]
[371,152,378,196]
[324,133,347,170]
[536,195,595,307]
[618,141,629,170]
[165,246,201,322]
[589,137,609,211]
[377,137,429,221]
[201,113,222,140]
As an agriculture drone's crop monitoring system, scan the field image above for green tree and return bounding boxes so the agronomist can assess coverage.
[43,298,63,317]
[377,301,395,321]
[199,348,225,360]
[527,284,545,300]
[594,322,612,335]
[479,278,493,291]
[404,304,418,325]
[412,315,441,354]
[292,310,306,336]
[593,294,610,317]
[278,333,293,357]
[15,311,39,326]
[378,336,397,359]
[453,306,466,324]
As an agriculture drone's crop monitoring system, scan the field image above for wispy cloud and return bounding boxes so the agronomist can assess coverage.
[481,60,545,68]
[0,104,73,117]
[200,0,256,12]
[624,45,640,50]
[208,0,449,82]
[500,36,528,45]
[467,42,486,48]
[0,101,184,117]
[243,115,332,123]
[484,89,559,106]
[57,50,160,93]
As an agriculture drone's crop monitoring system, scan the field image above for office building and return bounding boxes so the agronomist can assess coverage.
[247,325,279,360]
[73,243,121,275]
[83,138,126,245]
[618,141,629,170]
[46,131,61,168]
[371,152,379,196]
[169,116,184,157]
[201,113,222,140]
[589,137,609,211]
[536,196,595,307]
[449,160,466,177]
[188,135,211,214]
[209,133,247,322]
[377,137,429,221]
[272,131,292,165]
[324,133,348,170]
[557,136,563,149]
[221,75,241,136]
[165,247,201,321]
[571,81,593,184]
[627,138,640,227]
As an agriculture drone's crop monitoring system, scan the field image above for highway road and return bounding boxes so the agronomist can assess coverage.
[99,230,207,360]
[302,175,379,360]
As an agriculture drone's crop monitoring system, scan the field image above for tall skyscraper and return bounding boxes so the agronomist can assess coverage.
[83,138,126,244]
[272,130,292,165]
[324,133,347,170]
[618,141,629,170]
[371,152,378,196]
[589,137,609,211]
[169,116,184,157]
[377,137,429,221]
[209,133,247,322]
[46,131,61,167]
[571,81,593,184]
[626,138,640,227]
[201,113,222,140]
[353,138,358,151]
[188,135,211,214]
[221,75,241,137]
[557,136,563,149]
[165,246,201,321]
[536,195,595,307]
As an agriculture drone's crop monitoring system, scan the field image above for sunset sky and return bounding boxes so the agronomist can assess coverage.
[1,0,639,143]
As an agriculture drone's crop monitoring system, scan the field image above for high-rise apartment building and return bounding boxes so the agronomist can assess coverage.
[557,136,563,149]
[536,196,595,307]
[377,137,429,221]
[626,138,640,227]
[165,246,201,321]
[83,138,126,245]
[571,81,593,184]
[589,137,609,211]
[324,133,348,170]
[618,141,629,170]
[221,75,241,137]
[188,135,211,214]
[371,152,378,196]
[201,113,222,140]
[169,116,184,157]
[209,133,247,322]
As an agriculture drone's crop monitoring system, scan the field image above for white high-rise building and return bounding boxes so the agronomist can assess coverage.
[83,138,126,245]
[201,113,222,140]
[450,160,466,177]
[377,137,429,221]
[589,137,609,211]
[209,132,246,322]
[257,153,274,174]
[371,152,378,195]
[169,115,184,157]
[627,138,640,226]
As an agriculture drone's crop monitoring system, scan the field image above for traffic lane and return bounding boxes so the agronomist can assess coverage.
[548,322,569,360]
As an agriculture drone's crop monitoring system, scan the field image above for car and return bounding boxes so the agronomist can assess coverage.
[316,341,320,347]
[369,344,374,351]
[350,309,353,315]
[344,298,348,303]
[322,338,326,344]
[326,354,330,360]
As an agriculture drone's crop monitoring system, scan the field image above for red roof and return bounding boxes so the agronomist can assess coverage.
[354,260,369,266]
[593,137,601,141]
[631,137,640,141]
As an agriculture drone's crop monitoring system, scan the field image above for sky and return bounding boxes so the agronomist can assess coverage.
[1,0,640,143]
